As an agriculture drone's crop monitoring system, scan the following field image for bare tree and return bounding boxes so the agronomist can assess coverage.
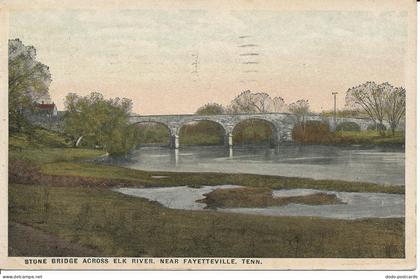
[345,81,387,136]
[272,96,286,112]
[288,100,310,139]
[288,100,310,124]
[384,85,406,135]
[230,90,275,113]
[230,90,258,113]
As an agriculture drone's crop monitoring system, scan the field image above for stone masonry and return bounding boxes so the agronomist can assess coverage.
[129,113,377,148]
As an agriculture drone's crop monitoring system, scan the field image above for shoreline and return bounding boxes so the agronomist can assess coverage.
[8,145,406,257]
[9,146,405,194]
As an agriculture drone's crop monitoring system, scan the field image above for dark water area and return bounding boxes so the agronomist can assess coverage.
[102,144,405,185]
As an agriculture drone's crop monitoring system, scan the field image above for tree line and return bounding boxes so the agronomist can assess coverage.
[9,38,406,155]
[196,84,405,137]
[196,90,301,115]
[8,39,139,155]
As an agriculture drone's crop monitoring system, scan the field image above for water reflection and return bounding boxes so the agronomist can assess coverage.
[170,148,179,167]
[104,145,405,185]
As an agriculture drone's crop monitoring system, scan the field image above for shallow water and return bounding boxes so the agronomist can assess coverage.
[113,186,405,220]
[106,145,405,185]
[114,185,242,210]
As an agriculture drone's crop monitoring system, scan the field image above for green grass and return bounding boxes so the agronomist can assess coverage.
[9,127,71,149]
[334,130,405,145]
[10,147,105,165]
[9,183,405,257]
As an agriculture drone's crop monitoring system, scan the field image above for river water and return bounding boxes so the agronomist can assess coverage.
[113,186,405,220]
[107,145,405,185]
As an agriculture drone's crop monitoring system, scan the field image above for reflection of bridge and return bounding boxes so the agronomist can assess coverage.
[129,113,373,149]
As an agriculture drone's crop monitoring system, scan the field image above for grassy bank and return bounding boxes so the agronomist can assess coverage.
[9,183,404,257]
[333,130,405,145]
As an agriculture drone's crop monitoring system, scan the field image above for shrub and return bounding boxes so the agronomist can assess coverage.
[233,119,273,145]
[336,122,361,132]
[367,123,387,131]
[292,120,332,144]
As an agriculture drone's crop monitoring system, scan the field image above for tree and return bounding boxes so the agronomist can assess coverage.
[230,90,275,113]
[8,39,52,132]
[384,85,406,135]
[63,92,136,155]
[272,96,286,112]
[196,103,225,115]
[345,81,387,136]
[288,99,310,124]
[288,100,310,140]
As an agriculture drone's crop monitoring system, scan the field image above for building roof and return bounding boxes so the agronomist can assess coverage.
[35,103,56,110]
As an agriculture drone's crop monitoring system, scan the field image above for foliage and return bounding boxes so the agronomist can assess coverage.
[233,119,273,145]
[9,39,52,133]
[345,81,406,136]
[367,123,387,131]
[336,122,361,132]
[63,92,135,155]
[9,127,71,150]
[134,123,169,145]
[292,120,332,144]
[229,90,286,113]
[196,103,225,115]
[321,109,365,118]
[179,121,224,145]
[333,130,404,146]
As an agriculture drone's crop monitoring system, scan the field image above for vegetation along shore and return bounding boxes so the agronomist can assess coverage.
[9,128,405,258]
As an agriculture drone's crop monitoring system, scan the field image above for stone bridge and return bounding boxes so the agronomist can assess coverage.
[129,113,374,148]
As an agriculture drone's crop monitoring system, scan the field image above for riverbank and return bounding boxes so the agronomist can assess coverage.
[8,132,405,257]
[332,130,405,146]
[9,183,404,257]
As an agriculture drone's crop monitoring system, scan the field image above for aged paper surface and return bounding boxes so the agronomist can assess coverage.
[0,0,416,270]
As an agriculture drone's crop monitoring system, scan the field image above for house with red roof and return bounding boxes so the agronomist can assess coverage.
[34,101,58,117]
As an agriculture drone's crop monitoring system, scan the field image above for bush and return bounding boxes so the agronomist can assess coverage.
[180,121,224,145]
[367,123,387,131]
[233,119,273,145]
[292,120,332,144]
[336,122,361,132]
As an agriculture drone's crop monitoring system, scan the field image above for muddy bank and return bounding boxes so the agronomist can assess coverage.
[198,187,343,209]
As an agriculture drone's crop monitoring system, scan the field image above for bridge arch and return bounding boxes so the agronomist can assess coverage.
[130,120,172,147]
[178,119,228,147]
[231,117,279,146]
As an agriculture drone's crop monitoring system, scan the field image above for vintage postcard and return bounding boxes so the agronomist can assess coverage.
[0,0,416,271]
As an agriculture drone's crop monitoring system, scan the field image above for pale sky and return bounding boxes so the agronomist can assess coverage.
[10,9,408,115]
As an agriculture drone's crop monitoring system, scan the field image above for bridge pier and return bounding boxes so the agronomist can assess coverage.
[224,132,233,148]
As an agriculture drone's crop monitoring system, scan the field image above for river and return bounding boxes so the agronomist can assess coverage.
[106,145,405,185]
